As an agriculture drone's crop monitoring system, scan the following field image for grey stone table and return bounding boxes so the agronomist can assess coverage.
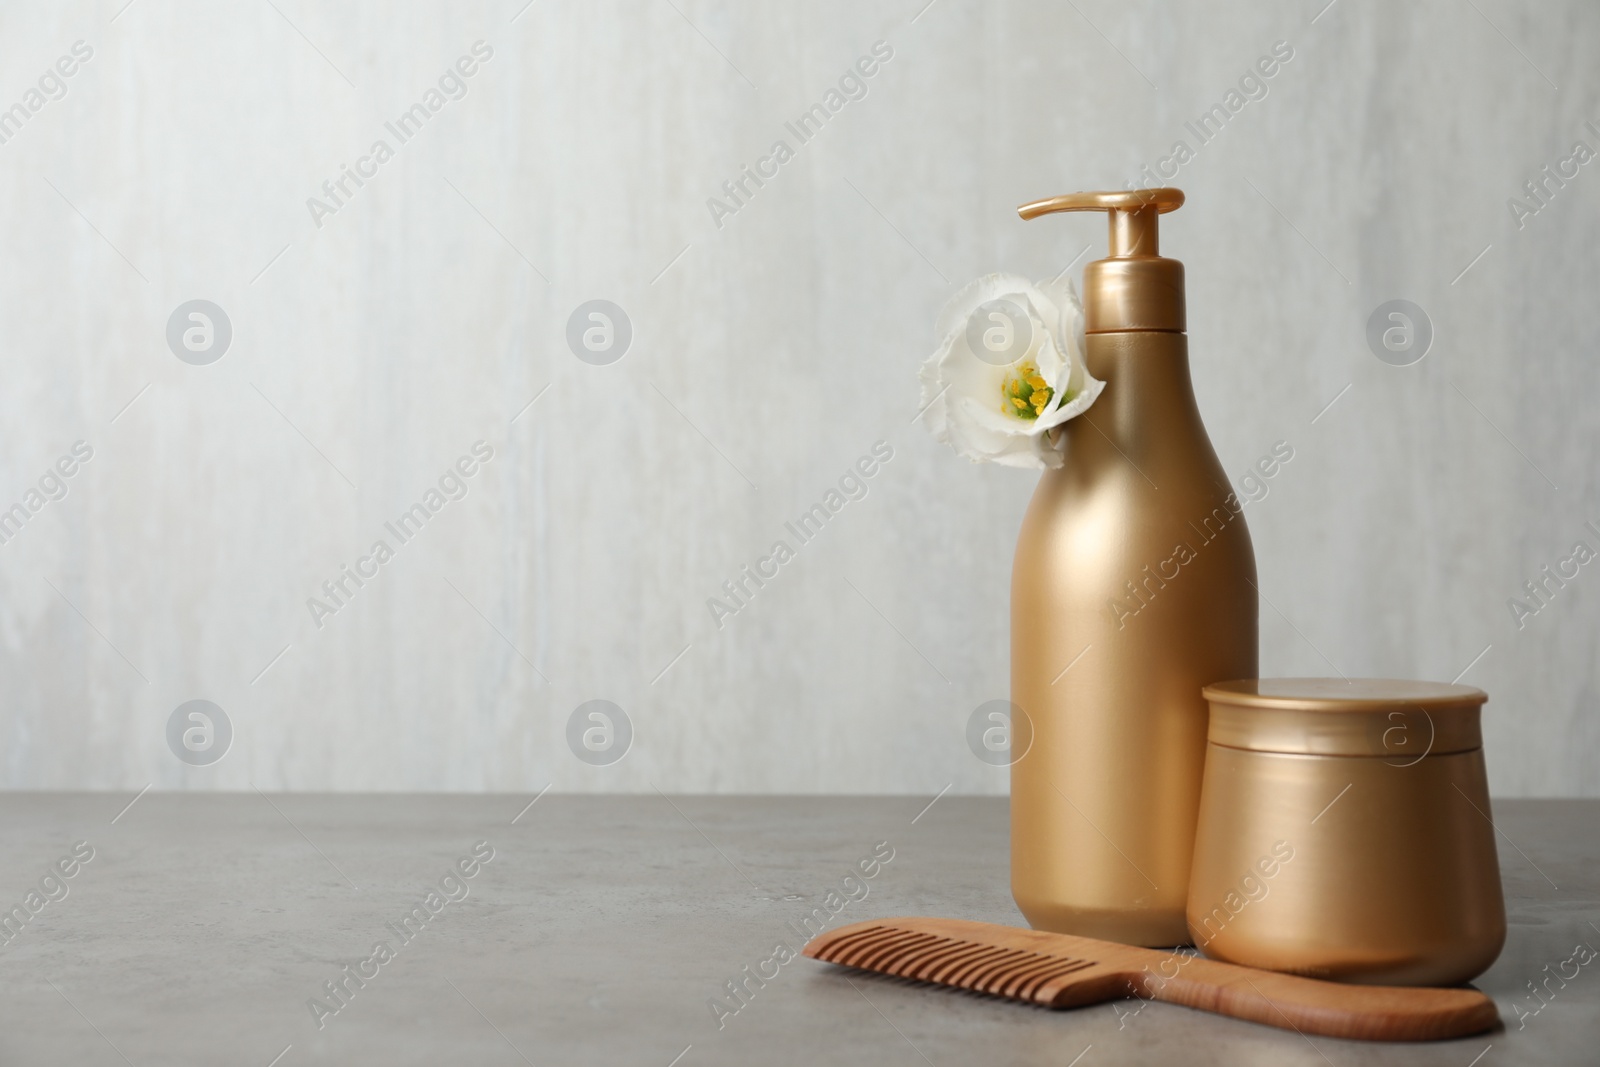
[0,795,1594,1066]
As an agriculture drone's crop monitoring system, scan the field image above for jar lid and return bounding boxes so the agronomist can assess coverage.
[1202,678,1486,758]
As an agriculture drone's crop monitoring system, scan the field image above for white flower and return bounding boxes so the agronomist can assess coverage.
[917,273,1103,469]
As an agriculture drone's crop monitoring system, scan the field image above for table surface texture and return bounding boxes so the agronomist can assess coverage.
[0,794,1593,1066]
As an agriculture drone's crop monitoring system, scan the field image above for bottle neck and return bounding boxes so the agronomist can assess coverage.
[1066,331,1203,464]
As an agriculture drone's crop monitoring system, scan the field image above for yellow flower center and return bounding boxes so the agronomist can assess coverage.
[1002,362,1054,421]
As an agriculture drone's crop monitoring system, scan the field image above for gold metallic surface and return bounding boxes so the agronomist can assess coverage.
[1188,682,1505,986]
[1016,188,1185,223]
[1204,679,1487,758]
[1079,257,1186,333]
[1204,677,1489,714]
[1009,328,1257,947]
[1017,188,1186,333]
[1012,189,1254,946]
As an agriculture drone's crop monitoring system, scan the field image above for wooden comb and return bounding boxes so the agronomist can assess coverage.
[803,917,1499,1041]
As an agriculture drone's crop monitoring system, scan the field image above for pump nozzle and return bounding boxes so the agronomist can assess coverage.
[1018,188,1186,334]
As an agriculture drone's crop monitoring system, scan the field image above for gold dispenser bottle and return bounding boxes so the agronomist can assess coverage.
[1010,189,1257,946]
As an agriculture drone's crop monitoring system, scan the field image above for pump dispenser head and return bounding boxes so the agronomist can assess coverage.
[1018,188,1186,334]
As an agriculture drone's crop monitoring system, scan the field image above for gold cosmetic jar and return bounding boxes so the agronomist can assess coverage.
[1187,679,1506,986]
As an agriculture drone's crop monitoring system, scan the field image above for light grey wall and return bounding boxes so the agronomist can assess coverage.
[0,0,1595,795]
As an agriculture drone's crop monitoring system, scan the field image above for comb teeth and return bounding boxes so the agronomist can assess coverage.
[809,924,1096,1004]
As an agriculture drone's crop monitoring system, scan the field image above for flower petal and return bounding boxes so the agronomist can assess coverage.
[934,273,1039,343]
[920,272,1103,470]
